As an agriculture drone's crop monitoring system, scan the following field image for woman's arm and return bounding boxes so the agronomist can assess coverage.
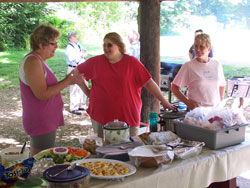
[171,83,200,110]
[219,86,225,101]
[24,56,77,100]
[72,68,90,97]
[143,78,175,110]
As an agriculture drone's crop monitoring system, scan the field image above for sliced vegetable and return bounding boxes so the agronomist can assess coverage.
[35,147,88,164]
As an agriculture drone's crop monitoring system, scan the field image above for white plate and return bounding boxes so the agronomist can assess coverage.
[72,158,137,179]
[34,147,90,163]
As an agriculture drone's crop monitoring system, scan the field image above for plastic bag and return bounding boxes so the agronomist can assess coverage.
[184,99,248,129]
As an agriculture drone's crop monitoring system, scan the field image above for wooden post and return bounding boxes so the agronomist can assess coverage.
[140,0,161,123]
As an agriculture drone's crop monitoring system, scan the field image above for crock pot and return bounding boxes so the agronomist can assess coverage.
[158,111,186,132]
[103,119,130,145]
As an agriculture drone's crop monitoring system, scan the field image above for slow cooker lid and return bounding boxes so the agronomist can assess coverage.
[43,165,90,183]
[103,119,129,130]
[159,111,186,119]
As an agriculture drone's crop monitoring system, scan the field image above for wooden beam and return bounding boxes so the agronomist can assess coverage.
[0,0,177,3]
[140,0,161,123]
[0,0,139,2]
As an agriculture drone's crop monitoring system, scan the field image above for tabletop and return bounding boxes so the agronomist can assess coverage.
[88,136,250,188]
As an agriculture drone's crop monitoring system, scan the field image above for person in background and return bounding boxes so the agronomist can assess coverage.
[77,32,175,138]
[65,31,88,115]
[127,30,140,60]
[171,33,226,110]
[19,24,88,156]
[188,29,214,59]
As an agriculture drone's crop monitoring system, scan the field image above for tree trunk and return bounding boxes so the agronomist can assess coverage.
[139,0,161,123]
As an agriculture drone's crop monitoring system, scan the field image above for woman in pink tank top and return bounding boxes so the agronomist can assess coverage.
[19,24,89,156]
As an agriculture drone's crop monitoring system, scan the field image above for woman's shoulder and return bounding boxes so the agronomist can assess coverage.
[87,54,105,61]
[208,58,222,66]
[123,54,142,65]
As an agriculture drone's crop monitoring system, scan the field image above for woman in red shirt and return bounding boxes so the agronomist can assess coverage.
[77,32,175,137]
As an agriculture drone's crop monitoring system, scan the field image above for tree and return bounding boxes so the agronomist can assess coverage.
[160,0,197,35]
[0,3,49,50]
[234,0,250,29]
[195,0,235,29]
[63,2,139,37]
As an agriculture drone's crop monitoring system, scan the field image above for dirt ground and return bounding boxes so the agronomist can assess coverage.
[0,87,93,149]
[1,87,250,149]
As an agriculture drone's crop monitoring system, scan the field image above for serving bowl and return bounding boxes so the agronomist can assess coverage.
[128,145,174,168]
[0,147,30,165]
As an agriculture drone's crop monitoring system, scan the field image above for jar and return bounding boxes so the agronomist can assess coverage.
[103,119,130,145]
[43,165,90,188]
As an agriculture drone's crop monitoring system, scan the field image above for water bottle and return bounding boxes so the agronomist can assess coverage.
[149,112,158,132]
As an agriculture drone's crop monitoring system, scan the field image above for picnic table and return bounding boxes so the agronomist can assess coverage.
[88,135,250,188]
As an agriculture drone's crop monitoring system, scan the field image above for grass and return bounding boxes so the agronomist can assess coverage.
[1,48,250,91]
[0,44,102,89]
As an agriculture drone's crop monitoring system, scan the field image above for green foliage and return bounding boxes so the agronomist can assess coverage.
[160,0,196,35]
[63,2,135,36]
[160,0,250,34]
[64,2,121,29]
[0,44,101,89]
[46,16,75,48]
[0,3,50,50]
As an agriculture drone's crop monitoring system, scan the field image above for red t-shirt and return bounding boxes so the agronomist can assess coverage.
[77,54,151,127]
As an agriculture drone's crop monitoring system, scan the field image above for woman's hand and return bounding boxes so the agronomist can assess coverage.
[70,68,90,97]
[186,99,200,110]
[67,68,84,85]
[161,100,177,111]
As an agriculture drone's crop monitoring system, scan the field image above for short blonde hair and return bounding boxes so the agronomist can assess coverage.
[104,32,126,54]
[194,33,211,48]
[30,24,60,51]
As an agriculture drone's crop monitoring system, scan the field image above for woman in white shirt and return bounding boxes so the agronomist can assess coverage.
[171,33,226,110]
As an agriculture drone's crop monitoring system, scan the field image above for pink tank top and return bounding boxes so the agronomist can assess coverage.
[19,53,64,136]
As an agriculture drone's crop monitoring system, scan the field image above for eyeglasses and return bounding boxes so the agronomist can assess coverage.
[103,43,113,48]
[49,42,58,46]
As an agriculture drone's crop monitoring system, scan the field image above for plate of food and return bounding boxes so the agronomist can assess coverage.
[34,146,90,164]
[72,158,136,179]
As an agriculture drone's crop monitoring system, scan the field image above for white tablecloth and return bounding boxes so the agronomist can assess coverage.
[89,136,250,188]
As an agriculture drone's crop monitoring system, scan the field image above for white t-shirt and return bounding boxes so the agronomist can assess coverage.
[172,58,226,107]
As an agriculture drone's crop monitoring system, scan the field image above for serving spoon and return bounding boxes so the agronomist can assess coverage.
[49,163,76,177]
[20,142,26,154]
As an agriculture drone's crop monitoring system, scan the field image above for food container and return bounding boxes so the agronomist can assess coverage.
[158,111,186,132]
[96,141,144,161]
[103,119,130,145]
[128,145,174,168]
[0,147,30,165]
[173,118,248,149]
[43,165,90,188]
[53,147,68,155]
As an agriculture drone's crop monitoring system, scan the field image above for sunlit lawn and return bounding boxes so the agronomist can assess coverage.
[1,46,250,92]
